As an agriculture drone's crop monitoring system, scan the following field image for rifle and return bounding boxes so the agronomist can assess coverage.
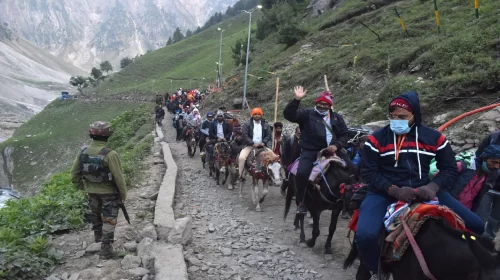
[112,182,130,224]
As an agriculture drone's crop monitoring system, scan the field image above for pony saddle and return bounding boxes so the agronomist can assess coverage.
[288,155,347,183]
[348,201,468,262]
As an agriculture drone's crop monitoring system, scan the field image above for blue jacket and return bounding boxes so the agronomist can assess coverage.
[360,91,458,193]
[283,99,350,151]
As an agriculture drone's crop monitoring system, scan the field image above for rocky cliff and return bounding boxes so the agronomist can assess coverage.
[0,0,237,70]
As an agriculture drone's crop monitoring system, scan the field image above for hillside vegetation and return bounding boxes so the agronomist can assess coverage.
[0,106,154,279]
[0,100,152,195]
[98,0,499,125]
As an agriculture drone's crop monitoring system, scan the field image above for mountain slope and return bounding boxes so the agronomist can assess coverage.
[0,24,85,142]
[98,0,500,125]
[0,0,238,70]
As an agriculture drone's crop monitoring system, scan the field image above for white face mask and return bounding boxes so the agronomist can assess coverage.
[314,106,328,116]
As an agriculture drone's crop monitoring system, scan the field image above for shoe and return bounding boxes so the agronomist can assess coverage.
[296,204,307,215]
[94,231,103,243]
[280,187,287,197]
[341,211,350,220]
[369,273,379,280]
[99,243,116,260]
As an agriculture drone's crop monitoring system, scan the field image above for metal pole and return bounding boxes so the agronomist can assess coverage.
[218,30,223,88]
[242,12,252,109]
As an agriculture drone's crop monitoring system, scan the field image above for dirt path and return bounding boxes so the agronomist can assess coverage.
[163,122,358,280]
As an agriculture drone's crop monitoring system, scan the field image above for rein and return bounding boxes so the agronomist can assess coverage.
[313,161,339,199]
[400,215,438,280]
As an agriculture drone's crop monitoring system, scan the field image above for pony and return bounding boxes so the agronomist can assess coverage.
[284,151,355,259]
[210,141,231,186]
[239,149,283,212]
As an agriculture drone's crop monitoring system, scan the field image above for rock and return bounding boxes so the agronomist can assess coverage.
[168,217,192,245]
[432,113,449,125]
[79,268,102,280]
[68,273,80,280]
[452,139,465,145]
[124,242,138,252]
[220,247,232,256]
[410,64,422,73]
[187,256,201,266]
[46,276,60,280]
[86,242,101,253]
[137,237,154,257]
[208,223,215,233]
[142,275,149,280]
[465,139,476,144]
[128,267,149,278]
[82,241,87,249]
[121,255,142,269]
[139,225,158,240]
[140,192,150,199]
[187,266,200,273]
[61,273,69,280]
[463,143,475,150]
[75,250,86,258]
[142,255,155,270]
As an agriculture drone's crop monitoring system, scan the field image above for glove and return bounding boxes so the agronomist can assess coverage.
[387,186,416,203]
[416,182,439,201]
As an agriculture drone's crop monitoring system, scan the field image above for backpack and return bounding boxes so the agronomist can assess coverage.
[80,147,113,183]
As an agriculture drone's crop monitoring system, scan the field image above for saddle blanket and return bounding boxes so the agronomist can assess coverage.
[348,200,468,261]
[288,156,346,182]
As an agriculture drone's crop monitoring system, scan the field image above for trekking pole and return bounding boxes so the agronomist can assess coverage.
[394,7,410,37]
[434,0,441,33]
[272,77,279,152]
[359,22,382,42]
[474,0,479,19]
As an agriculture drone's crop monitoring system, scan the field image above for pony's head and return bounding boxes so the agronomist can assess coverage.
[261,151,283,186]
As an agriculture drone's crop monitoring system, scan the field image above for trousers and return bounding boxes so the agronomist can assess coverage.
[475,191,500,239]
[88,193,120,244]
[294,149,319,206]
[355,190,485,272]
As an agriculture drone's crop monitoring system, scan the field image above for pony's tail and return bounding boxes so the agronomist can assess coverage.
[284,176,295,221]
[343,243,359,269]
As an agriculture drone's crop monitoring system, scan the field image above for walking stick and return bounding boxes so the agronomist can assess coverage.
[324,75,330,92]
[272,77,280,152]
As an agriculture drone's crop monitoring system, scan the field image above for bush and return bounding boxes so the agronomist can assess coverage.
[278,22,307,47]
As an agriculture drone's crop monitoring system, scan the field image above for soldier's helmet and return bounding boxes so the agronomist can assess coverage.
[89,121,112,137]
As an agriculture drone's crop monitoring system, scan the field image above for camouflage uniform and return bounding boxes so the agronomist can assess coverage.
[71,121,127,259]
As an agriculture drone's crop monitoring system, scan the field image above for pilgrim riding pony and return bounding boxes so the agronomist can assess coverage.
[284,149,358,259]
[239,148,283,212]
[344,202,500,280]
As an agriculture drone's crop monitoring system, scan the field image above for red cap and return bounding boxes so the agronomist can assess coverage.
[315,91,333,106]
[390,98,412,112]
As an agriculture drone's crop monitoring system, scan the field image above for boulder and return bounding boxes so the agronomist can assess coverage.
[124,242,138,252]
[128,267,149,278]
[137,237,155,257]
[121,255,142,269]
[139,225,158,240]
[142,255,155,270]
[86,242,101,253]
[167,217,192,245]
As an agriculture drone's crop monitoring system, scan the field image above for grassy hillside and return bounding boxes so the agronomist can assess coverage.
[0,100,152,195]
[99,12,259,94]
[98,0,499,125]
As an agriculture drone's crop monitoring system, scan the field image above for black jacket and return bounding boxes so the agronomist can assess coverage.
[209,120,231,141]
[230,139,245,161]
[360,91,458,193]
[241,118,272,147]
[283,99,350,151]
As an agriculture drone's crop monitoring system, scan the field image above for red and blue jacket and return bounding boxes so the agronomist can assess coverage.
[360,91,458,193]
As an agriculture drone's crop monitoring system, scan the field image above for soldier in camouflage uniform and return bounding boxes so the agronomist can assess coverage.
[71,121,127,259]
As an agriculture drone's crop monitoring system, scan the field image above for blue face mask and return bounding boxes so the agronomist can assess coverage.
[390,120,411,135]
[482,161,492,174]
[314,107,328,116]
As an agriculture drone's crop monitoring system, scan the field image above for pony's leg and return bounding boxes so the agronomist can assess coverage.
[306,210,320,248]
[259,178,269,203]
[324,205,342,259]
[251,179,258,205]
[293,214,300,230]
[299,214,306,244]
[239,170,245,198]
[222,169,229,186]
[255,179,263,212]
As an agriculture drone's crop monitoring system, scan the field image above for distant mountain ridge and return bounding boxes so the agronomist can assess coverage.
[0,0,238,70]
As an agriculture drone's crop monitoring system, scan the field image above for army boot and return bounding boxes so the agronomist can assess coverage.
[99,243,116,260]
[94,231,103,243]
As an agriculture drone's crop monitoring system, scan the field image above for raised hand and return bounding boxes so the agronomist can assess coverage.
[294,86,307,100]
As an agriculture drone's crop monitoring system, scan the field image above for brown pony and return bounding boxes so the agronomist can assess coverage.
[210,141,231,186]
[239,149,283,212]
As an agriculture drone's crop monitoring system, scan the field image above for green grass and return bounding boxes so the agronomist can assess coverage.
[98,12,262,94]
[0,100,150,195]
[99,0,499,126]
